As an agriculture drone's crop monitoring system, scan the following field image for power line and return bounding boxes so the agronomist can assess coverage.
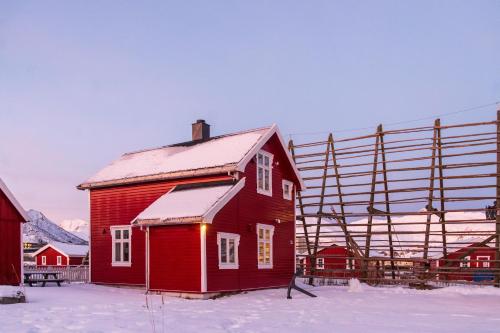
[288,100,500,139]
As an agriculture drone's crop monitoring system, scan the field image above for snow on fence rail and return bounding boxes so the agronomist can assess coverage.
[290,111,500,287]
[24,265,89,283]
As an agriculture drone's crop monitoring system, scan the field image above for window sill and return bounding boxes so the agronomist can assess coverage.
[218,264,239,270]
[258,264,273,269]
[111,262,132,267]
[257,189,273,197]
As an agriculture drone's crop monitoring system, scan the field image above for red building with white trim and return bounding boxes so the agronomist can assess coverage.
[0,178,28,285]
[301,244,360,279]
[78,121,304,297]
[32,242,88,266]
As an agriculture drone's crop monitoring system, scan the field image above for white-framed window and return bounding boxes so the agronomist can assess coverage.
[316,257,325,270]
[460,256,471,268]
[282,180,293,200]
[217,232,240,269]
[477,256,490,268]
[41,256,47,265]
[57,256,62,266]
[257,223,274,269]
[111,226,131,267]
[257,150,273,196]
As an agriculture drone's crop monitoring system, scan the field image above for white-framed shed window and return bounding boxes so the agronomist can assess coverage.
[257,150,273,196]
[257,224,274,269]
[282,180,293,200]
[41,256,47,265]
[460,256,471,268]
[217,232,240,269]
[316,257,325,270]
[477,255,490,268]
[111,226,131,267]
[57,256,62,266]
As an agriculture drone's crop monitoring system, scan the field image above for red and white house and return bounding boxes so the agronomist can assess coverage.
[0,177,28,286]
[32,242,88,267]
[77,121,304,297]
[301,244,360,279]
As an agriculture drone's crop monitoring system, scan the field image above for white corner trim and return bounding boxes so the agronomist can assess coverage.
[200,224,207,293]
[235,124,305,191]
[202,178,246,224]
[0,177,29,221]
[256,223,275,269]
[217,232,240,269]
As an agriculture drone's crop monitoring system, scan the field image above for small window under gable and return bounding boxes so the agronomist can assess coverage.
[57,256,62,266]
[282,180,293,200]
[41,256,47,265]
[217,232,240,269]
[111,226,132,267]
[257,223,275,269]
[316,257,325,270]
[257,150,273,196]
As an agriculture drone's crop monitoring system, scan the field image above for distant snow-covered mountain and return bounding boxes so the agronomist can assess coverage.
[23,210,88,245]
[58,219,89,241]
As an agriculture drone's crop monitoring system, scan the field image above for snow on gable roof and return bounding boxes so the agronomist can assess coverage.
[0,177,28,222]
[32,241,89,257]
[132,179,245,226]
[78,124,304,190]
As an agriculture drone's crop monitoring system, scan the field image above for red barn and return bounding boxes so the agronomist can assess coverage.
[0,178,28,285]
[32,242,88,266]
[436,239,496,282]
[301,244,360,279]
[77,121,304,298]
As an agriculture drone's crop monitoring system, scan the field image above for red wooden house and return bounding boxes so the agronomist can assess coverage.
[0,177,29,285]
[32,242,88,266]
[435,238,496,282]
[301,244,360,279]
[77,121,304,298]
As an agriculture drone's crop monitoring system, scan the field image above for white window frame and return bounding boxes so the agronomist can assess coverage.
[41,256,47,265]
[57,256,62,266]
[316,257,325,270]
[257,223,275,269]
[111,226,132,267]
[477,255,490,268]
[460,256,471,268]
[282,179,293,200]
[217,232,240,269]
[256,150,273,197]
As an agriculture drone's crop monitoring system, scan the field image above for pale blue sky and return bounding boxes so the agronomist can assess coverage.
[0,1,499,222]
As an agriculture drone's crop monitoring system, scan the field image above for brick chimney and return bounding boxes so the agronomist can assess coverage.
[192,119,210,141]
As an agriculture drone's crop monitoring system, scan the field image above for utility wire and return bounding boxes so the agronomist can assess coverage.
[288,100,500,139]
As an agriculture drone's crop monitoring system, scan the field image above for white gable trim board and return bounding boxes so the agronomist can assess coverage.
[0,177,29,222]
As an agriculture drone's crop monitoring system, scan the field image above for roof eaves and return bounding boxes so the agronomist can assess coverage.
[77,164,238,190]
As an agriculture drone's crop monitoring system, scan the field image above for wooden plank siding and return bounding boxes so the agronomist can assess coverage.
[0,189,23,285]
[89,175,231,286]
[206,134,297,292]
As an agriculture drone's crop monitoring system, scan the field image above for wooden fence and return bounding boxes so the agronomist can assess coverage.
[290,111,500,287]
[24,265,89,283]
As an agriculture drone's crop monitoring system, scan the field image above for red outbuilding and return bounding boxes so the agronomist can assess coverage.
[435,238,497,282]
[301,244,360,279]
[0,177,28,286]
[32,242,88,267]
[78,121,304,298]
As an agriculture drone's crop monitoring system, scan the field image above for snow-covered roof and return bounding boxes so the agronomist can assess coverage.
[78,124,304,190]
[0,177,29,222]
[32,241,89,257]
[132,179,245,226]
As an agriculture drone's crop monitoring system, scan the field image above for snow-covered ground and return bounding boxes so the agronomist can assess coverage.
[2,283,500,333]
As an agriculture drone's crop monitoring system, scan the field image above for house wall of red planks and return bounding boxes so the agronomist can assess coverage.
[0,190,23,285]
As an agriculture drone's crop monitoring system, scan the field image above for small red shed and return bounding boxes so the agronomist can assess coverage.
[77,121,304,298]
[301,244,360,279]
[32,242,88,267]
[435,238,496,282]
[0,177,28,286]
